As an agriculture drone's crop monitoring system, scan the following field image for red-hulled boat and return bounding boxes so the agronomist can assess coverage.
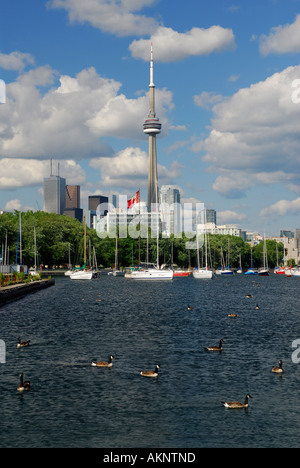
[173,270,192,277]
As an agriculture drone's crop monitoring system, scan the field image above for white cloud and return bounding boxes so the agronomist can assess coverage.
[194,91,223,110]
[218,210,247,224]
[260,14,300,55]
[0,66,136,159]
[129,25,236,62]
[87,88,173,139]
[260,198,300,217]
[193,65,300,198]
[0,159,86,190]
[90,146,183,189]
[47,0,160,37]
[0,51,35,71]
[4,199,22,211]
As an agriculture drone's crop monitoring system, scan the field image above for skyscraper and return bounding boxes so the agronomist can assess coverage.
[64,185,83,222]
[160,185,181,236]
[44,175,66,215]
[143,44,161,211]
[65,185,80,210]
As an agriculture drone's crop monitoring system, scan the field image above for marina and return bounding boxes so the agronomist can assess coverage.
[0,273,299,448]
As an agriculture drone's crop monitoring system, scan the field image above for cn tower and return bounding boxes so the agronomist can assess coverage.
[143,44,161,210]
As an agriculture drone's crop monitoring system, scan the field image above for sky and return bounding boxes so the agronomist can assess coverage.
[0,0,300,236]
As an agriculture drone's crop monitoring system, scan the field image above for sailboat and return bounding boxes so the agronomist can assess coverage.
[130,211,173,280]
[29,227,39,276]
[291,267,300,277]
[65,243,73,276]
[237,254,243,274]
[258,236,270,276]
[113,236,125,277]
[193,216,213,280]
[216,245,233,275]
[70,212,93,280]
[245,248,258,275]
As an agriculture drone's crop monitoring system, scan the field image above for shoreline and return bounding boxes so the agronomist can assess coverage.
[0,279,55,307]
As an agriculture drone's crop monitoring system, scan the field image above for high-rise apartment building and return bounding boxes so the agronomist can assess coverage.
[296,229,300,249]
[44,175,66,215]
[159,185,181,236]
[197,209,217,225]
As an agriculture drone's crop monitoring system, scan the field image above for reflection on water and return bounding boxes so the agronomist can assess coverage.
[0,274,300,447]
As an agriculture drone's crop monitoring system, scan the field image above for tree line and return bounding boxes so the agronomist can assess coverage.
[0,211,285,270]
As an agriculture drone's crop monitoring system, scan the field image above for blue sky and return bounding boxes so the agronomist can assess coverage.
[0,0,300,236]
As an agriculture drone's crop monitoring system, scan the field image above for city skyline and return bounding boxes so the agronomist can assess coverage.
[1,1,300,236]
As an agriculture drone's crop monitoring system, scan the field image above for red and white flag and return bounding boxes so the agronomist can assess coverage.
[127,190,140,210]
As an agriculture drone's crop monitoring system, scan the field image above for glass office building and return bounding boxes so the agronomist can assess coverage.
[44,175,66,215]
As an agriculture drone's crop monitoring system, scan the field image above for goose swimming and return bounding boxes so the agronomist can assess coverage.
[205,339,224,352]
[17,373,31,392]
[140,364,160,378]
[17,337,30,348]
[272,360,284,374]
[91,355,115,367]
[222,394,252,409]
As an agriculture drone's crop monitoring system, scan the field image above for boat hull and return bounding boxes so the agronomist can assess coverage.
[193,269,213,279]
[258,269,270,276]
[274,268,286,275]
[173,271,191,277]
[130,269,173,280]
[245,269,258,275]
[291,269,300,277]
[70,271,93,280]
[113,271,125,277]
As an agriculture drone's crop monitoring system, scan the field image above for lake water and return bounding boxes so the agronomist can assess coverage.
[0,273,299,448]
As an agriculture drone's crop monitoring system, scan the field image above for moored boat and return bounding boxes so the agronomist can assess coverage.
[274,267,286,275]
[291,267,300,277]
[130,267,173,280]
[70,269,93,280]
[173,269,191,277]
[193,268,213,280]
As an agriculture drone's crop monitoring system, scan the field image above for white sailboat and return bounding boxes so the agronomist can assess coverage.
[65,243,73,276]
[193,216,213,280]
[130,213,173,281]
[215,245,233,275]
[29,227,39,276]
[258,235,269,276]
[291,267,300,277]
[113,236,125,277]
[70,212,93,280]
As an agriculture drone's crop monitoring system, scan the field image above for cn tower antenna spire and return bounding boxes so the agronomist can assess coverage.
[144,43,161,210]
[150,42,154,87]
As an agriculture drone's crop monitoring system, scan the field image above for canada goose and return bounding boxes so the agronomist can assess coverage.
[17,337,30,348]
[17,373,31,392]
[272,360,284,374]
[246,294,253,299]
[91,355,115,367]
[187,305,194,311]
[205,339,224,352]
[223,394,252,409]
[140,364,160,378]
[255,304,260,310]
